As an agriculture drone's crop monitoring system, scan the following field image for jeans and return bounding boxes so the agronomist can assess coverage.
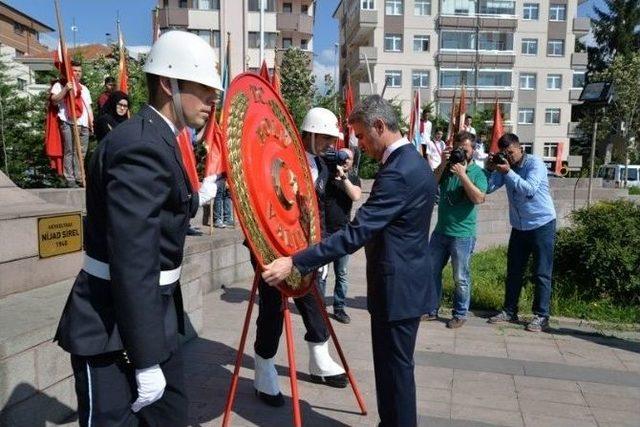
[213,178,234,224]
[429,232,476,319]
[318,255,350,310]
[60,122,89,183]
[504,219,556,318]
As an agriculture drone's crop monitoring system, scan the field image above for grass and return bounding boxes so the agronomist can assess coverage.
[439,246,640,327]
[629,186,640,195]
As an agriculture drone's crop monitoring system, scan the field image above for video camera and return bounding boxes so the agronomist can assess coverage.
[489,152,508,165]
[322,149,350,168]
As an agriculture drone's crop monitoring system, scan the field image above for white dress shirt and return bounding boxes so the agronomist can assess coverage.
[382,137,411,165]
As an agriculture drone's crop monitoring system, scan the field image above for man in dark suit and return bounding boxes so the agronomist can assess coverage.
[55,31,221,426]
[263,95,437,426]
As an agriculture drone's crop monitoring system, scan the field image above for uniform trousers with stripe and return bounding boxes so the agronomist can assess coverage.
[70,349,187,427]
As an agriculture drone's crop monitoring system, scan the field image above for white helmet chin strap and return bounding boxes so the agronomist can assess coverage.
[169,78,186,129]
[310,133,318,156]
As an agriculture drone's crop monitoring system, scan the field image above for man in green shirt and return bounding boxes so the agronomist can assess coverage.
[424,131,488,328]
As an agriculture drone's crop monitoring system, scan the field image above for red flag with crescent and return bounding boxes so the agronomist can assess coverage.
[177,128,200,191]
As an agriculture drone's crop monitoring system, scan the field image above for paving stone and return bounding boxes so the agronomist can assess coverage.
[34,341,73,390]
[582,392,640,413]
[590,407,640,426]
[0,350,36,408]
[522,413,597,427]
[451,404,524,427]
[518,400,594,420]
[514,376,580,393]
[516,387,587,406]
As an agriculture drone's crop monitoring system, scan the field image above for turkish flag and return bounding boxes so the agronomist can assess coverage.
[203,108,225,176]
[489,99,504,154]
[176,128,200,191]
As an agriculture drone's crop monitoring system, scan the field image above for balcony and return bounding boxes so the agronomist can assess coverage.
[346,46,378,73]
[345,9,377,45]
[569,88,583,103]
[573,17,591,36]
[436,50,515,68]
[276,13,313,35]
[437,14,517,30]
[359,81,378,97]
[571,52,588,68]
[436,86,514,102]
[157,8,189,28]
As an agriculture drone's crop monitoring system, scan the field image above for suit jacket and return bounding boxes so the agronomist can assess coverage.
[55,105,199,368]
[293,143,437,321]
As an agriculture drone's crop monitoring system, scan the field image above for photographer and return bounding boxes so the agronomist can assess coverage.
[320,147,362,324]
[425,131,487,328]
[486,133,556,332]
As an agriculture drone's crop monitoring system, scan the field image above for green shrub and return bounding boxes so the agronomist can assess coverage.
[554,199,640,305]
[629,186,640,195]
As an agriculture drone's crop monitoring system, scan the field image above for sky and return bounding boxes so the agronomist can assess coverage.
[6,0,607,88]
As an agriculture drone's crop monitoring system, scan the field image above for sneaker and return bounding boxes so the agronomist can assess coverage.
[488,311,519,324]
[525,315,549,332]
[214,221,226,229]
[66,180,79,188]
[447,318,466,329]
[333,309,351,324]
[224,220,236,228]
[421,313,438,321]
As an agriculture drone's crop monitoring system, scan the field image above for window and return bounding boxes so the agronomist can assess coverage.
[521,38,538,55]
[385,70,402,87]
[16,78,26,91]
[519,73,536,90]
[178,0,187,8]
[441,31,475,50]
[545,108,561,124]
[283,2,292,12]
[197,0,220,9]
[521,143,533,154]
[477,70,512,87]
[248,32,277,48]
[523,3,539,20]
[282,38,292,49]
[440,69,476,87]
[361,0,375,10]
[163,0,169,6]
[385,0,403,15]
[441,0,476,16]
[549,4,566,21]
[301,4,309,13]
[572,72,586,88]
[518,108,535,124]
[547,74,562,90]
[13,23,25,35]
[412,70,430,87]
[384,34,403,52]
[543,143,558,157]
[478,32,513,51]
[479,0,515,15]
[300,39,308,50]
[190,30,220,47]
[547,39,565,56]
[413,35,430,52]
[414,0,431,15]
[15,49,24,58]
[248,0,275,11]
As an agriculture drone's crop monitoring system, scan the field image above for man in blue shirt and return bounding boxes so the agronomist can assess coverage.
[485,133,556,332]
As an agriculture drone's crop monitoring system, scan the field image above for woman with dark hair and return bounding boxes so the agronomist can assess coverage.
[94,90,129,141]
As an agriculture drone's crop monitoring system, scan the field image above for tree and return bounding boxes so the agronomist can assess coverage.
[280,48,315,128]
[313,74,339,117]
[576,53,640,164]
[0,55,62,188]
[591,0,640,70]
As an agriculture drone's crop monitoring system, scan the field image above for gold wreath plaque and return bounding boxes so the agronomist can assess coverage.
[222,73,320,297]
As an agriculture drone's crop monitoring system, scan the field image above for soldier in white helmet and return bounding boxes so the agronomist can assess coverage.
[253,107,348,407]
[55,31,222,426]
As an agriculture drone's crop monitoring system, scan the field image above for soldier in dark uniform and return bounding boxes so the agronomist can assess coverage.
[253,107,348,407]
[54,31,222,426]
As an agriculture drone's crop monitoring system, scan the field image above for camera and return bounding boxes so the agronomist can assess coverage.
[491,152,508,165]
[322,149,349,167]
[448,148,467,165]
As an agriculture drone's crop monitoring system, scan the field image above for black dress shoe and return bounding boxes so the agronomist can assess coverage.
[186,226,203,236]
[332,309,351,324]
[254,389,285,407]
[310,373,348,388]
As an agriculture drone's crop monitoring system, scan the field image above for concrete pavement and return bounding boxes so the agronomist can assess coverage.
[184,249,640,427]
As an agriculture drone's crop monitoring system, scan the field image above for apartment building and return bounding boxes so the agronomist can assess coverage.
[334,0,591,165]
[156,0,315,78]
[0,1,55,96]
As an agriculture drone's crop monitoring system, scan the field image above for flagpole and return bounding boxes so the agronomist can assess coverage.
[54,0,85,187]
[363,53,373,94]
[259,0,265,64]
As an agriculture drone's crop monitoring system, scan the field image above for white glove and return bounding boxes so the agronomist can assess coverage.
[318,265,329,281]
[131,364,166,413]
[198,175,218,207]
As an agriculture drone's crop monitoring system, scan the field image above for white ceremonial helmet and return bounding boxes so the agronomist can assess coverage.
[144,30,223,90]
[301,107,341,138]
[144,30,222,128]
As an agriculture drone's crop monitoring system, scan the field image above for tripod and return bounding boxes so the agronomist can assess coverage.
[222,273,367,426]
